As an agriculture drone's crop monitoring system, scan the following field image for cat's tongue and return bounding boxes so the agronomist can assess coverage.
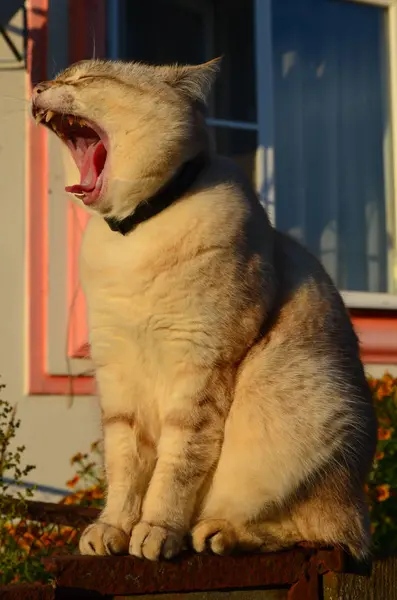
[65,140,106,203]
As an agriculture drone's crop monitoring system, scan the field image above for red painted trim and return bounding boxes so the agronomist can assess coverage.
[68,0,107,63]
[26,0,105,394]
[351,311,397,364]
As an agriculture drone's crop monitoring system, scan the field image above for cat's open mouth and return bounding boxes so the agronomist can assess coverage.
[34,109,108,205]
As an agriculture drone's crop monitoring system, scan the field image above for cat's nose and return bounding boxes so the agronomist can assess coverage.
[32,81,52,100]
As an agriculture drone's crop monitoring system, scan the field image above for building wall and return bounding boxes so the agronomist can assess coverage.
[0,7,101,501]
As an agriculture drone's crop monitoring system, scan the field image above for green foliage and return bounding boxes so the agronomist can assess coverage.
[366,373,397,556]
[60,440,105,508]
[0,385,52,584]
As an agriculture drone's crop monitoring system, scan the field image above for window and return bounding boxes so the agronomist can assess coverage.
[109,0,397,308]
[273,0,396,300]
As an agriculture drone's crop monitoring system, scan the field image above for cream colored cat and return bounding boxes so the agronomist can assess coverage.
[31,58,377,561]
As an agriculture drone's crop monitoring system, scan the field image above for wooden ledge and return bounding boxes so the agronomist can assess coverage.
[0,583,55,600]
[41,546,348,598]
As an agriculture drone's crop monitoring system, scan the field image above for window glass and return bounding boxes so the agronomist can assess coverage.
[272,0,394,293]
[212,0,256,122]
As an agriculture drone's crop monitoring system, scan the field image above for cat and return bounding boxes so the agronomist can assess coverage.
[31,57,377,561]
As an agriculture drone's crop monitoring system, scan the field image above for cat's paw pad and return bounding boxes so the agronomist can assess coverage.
[79,522,129,556]
[129,521,184,561]
[191,519,237,555]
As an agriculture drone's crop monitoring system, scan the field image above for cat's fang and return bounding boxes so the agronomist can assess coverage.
[34,112,44,124]
[45,110,55,123]
[67,116,75,126]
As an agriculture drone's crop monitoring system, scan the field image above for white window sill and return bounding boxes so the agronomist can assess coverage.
[341,291,397,310]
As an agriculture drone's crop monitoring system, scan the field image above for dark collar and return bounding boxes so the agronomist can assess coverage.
[105,152,209,236]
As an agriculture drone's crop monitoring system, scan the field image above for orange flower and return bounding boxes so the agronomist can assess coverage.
[376,484,390,502]
[61,496,75,505]
[39,534,52,547]
[17,539,31,552]
[377,383,394,400]
[381,372,394,384]
[376,451,385,461]
[66,475,80,488]
[92,488,104,499]
[34,538,46,550]
[368,377,378,391]
[378,427,393,441]
[4,524,16,536]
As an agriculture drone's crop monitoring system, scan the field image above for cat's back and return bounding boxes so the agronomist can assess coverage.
[237,228,376,464]
[270,230,363,366]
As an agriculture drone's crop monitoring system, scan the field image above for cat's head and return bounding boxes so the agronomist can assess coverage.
[30,58,220,218]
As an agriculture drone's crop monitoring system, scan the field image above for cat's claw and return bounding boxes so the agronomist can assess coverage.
[79,522,129,556]
[129,521,184,561]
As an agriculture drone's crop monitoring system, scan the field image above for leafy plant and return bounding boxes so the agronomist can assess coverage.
[366,372,397,555]
[0,386,51,584]
[60,440,105,508]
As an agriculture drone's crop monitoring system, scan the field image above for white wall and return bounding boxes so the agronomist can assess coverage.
[0,8,101,502]
[365,364,397,378]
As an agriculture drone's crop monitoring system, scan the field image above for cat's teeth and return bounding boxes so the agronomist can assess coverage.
[35,113,43,124]
[45,110,55,123]
[67,116,74,126]
[78,118,86,127]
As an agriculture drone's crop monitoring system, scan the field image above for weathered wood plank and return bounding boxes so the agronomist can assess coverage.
[324,556,397,600]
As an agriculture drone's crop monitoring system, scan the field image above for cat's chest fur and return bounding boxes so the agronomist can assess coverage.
[79,211,221,385]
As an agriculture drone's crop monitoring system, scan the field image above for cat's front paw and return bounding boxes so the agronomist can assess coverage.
[129,521,184,561]
[191,519,237,555]
[79,522,129,556]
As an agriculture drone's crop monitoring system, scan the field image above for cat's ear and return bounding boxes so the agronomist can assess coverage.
[160,57,222,105]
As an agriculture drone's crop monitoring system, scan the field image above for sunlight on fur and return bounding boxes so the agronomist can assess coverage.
[31,58,377,561]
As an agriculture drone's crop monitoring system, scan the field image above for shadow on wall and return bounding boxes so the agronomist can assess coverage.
[0,1,49,87]
[0,0,26,66]
[0,0,25,26]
